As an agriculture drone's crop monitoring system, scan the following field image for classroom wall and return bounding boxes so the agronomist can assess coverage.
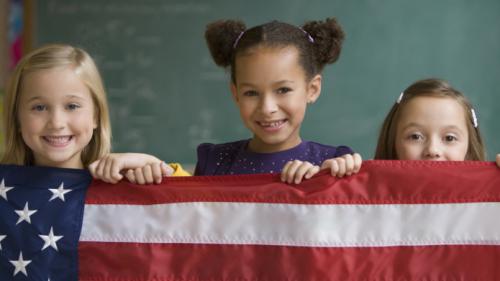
[0,0,8,88]
[0,0,9,154]
[34,0,500,164]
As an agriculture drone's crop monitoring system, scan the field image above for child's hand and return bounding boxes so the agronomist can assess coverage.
[496,154,500,168]
[321,153,362,177]
[122,162,173,185]
[281,160,320,184]
[88,153,173,184]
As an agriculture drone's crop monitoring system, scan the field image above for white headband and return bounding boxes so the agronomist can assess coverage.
[471,109,478,128]
[396,92,404,103]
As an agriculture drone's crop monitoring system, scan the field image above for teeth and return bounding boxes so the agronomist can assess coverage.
[44,136,72,144]
[260,120,284,127]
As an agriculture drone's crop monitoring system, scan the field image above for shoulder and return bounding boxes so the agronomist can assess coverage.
[303,141,354,159]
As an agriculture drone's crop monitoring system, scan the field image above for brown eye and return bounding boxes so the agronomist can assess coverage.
[409,133,423,141]
[445,135,458,142]
[243,90,258,97]
[276,87,292,95]
[32,104,46,111]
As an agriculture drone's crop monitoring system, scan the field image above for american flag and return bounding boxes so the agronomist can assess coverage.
[1,161,500,280]
[0,165,90,280]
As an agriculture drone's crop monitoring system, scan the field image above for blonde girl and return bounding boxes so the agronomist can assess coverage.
[2,44,171,181]
[2,44,111,169]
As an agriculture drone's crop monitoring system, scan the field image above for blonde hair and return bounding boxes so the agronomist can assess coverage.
[2,44,111,167]
[374,78,486,160]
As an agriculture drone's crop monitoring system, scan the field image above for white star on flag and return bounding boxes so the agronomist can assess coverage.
[49,182,72,202]
[39,227,63,251]
[0,178,14,200]
[0,234,6,250]
[9,252,32,276]
[15,202,38,225]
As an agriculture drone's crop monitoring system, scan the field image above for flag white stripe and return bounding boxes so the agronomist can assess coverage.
[80,202,500,247]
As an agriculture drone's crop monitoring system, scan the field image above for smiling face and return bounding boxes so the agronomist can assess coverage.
[231,46,321,153]
[395,96,469,161]
[17,66,97,169]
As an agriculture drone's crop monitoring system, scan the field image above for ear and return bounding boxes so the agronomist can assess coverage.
[306,74,322,104]
[230,82,239,103]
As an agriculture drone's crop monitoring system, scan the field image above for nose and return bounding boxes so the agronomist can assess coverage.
[48,109,66,130]
[424,139,442,160]
[259,94,278,115]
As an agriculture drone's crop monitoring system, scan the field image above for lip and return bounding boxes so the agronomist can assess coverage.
[256,119,287,132]
[42,135,73,148]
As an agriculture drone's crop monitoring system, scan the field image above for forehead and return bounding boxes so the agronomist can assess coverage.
[398,96,468,127]
[20,66,91,100]
[234,46,305,81]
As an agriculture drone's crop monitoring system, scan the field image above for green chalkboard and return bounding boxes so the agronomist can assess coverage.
[36,0,500,164]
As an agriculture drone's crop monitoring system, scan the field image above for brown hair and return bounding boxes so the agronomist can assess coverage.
[374,78,485,160]
[2,44,112,167]
[205,18,345,84]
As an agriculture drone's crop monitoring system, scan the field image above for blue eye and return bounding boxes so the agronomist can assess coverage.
[276,87,292,94]
[32,104,46,111]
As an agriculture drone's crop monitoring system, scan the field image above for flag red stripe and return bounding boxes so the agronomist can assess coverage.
[85,161,500,205]
[79,242,500,280]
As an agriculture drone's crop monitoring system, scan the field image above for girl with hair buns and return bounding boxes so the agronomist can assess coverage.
[197,18,361,183]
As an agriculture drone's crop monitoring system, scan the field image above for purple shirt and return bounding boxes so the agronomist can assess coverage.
[194,139,353,176]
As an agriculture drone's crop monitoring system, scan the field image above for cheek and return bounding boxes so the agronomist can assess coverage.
[395,140,417,160]
[237,101,256,118]
[394,141,405,159]
[18,113,42,135]
[18,117,42,150]
[72,111,97,133]
[286,100,307,120]
[455,143,469,160]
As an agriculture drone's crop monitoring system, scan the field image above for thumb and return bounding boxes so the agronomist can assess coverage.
[88,160,100,177]
[161,162,174,176]
[320,160,331,170]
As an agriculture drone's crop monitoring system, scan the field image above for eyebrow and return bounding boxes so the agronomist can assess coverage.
[26,94,88,102]
[238,80,295,87]
[400,122,422,130]
[401,122,465,131]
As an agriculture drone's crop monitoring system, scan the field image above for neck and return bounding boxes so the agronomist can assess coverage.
[248,136,302,154]
[34,157,85,170]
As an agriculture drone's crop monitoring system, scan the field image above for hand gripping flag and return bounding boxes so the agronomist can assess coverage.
[1,161,500,280]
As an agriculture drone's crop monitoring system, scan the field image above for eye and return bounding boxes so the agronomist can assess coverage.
[408,133,424,141]
[66,103,81,110]
[276,87,292,95]
[31,104,46,112]
[243,90,259,97]
[444,135,458,142]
